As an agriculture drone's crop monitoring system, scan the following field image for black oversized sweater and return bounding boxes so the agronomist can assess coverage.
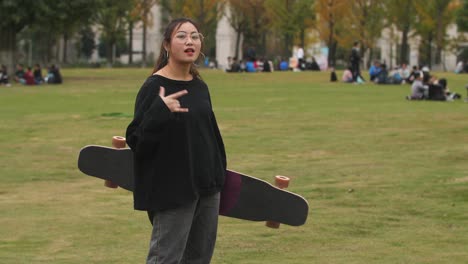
[126,75,226,211]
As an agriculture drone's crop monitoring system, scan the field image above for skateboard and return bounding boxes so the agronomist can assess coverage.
[78,141,309,227]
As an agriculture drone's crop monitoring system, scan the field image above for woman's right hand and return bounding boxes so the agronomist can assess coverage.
[159,86,189,113]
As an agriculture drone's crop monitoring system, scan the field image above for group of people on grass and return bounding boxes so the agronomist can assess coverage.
[332,44,465,102]
[225,47,322,74]
[368,61,416,85]
[406,68,462,101]
[339,61,463,101]
[225,55,303,73]
[225,56,322,73]
[0,63,62,87]
[225,56,274,73]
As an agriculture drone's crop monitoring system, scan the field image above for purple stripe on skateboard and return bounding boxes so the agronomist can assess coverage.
[219,170,242,215]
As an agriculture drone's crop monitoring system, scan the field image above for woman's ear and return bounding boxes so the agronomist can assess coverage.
[163,41,170,53]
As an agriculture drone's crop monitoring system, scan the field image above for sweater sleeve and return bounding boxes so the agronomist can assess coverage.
[206,87,227,170]
[211,111,227,171]
[126,81,174,157]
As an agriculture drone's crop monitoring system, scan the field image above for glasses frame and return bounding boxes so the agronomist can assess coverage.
[173,32,204,43]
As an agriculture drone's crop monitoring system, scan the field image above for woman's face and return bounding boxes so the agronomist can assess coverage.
[167,22,203,65]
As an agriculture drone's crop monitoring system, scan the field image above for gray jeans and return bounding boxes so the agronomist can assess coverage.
[146,192,220,264]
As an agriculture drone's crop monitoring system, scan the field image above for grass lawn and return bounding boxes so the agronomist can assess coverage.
[0,68,467,263]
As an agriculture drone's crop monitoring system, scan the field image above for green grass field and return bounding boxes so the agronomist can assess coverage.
[0,68,467,263]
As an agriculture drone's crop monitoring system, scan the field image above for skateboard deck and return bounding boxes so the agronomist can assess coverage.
[78,145,309,226]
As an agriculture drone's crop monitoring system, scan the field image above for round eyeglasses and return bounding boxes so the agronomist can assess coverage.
[174,32,204,43]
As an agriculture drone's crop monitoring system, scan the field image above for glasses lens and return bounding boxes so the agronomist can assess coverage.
[191,33,203,42]
[175,33,187,41]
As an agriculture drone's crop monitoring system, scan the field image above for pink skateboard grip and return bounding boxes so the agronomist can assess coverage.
[266,175,290,229]
[104,136,126,188]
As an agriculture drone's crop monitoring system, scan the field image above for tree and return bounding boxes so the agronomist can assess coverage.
[1,0,98,69]
[78,26,96,59]
[95,0,133,66]
[36,0,98,64]
[224,0,250,59]
[385,0,417,65]
[414,0,460,67]
[312,1,386,67]
[456,0,468,31]
[344,0,385,68]
[314,0,349,66]
[60,1,97,63]
[98,34,128,59]
[240,0,268,57]
[295,0,316,48]
[132,0,158,66]
[0,0,41,72]
[265,0,314,57]
[8,1,99,65]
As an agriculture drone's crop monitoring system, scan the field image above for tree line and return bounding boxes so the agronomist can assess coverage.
[1,0,466,71]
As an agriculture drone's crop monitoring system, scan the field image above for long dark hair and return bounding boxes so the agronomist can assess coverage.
[152,18,203,79]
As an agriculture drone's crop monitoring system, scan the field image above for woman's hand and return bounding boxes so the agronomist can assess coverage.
[159,86,189,113]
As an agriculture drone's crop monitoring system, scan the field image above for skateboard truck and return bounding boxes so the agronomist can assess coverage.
[266,175,290,229]
[104,136,126,188]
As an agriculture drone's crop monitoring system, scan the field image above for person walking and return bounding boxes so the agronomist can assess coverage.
[349,41,362,82]
[126,18,227,264]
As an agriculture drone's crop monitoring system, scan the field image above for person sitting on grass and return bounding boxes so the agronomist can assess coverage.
[407,65,419,84]
[24,67,35,85]
[342,67,353,83]
[226,57,241,73]
[369,60,382,81]
[421,66,431,85]
[33,64,44,84]
[0,64,11,87]
[45,64,63,84]
[245,58,256,73]
[262,57,272,72]
[389,66,403,84]
[330,67,338,82]
[437,78,462,101]
[406,72,427,100]
[399,63,410,83]
[14,64,25,84]
[454,61,464,74]
[279,59,289,71]
[374,64,390,84]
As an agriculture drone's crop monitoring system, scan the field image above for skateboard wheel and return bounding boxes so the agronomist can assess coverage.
[266,221,280,229]
[104,180,119,188]
[266,175,291,228]
[112,136,126,149]
[275,175,290,189]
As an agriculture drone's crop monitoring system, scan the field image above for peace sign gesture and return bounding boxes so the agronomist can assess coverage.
[159,86,189,113]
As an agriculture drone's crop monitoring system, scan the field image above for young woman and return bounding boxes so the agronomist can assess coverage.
[126,18,227,264]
